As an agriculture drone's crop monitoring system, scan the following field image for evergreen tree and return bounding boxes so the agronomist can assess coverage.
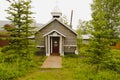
[77,20,92,55]
[77,20,92,35]
[88,0,120,71]
[6,0,35,55]
[76,27,82,54]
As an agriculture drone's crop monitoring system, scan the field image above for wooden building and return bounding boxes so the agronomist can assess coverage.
[0,30,9,47]
[35,6,77,56]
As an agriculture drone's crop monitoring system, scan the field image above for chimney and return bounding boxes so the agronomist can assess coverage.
[70,10,73,28]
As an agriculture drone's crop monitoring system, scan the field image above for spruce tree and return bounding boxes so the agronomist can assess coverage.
[6,0,35,56]
[88,0,120,71]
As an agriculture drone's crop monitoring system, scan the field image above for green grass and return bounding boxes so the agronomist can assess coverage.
[0,47,2,53]
[18,53,120,80]
[0,47,47,80]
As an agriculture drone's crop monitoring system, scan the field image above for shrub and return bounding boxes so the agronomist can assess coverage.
[104,49,120,73]
[1,46,10,53]
[0,46,38,80]
[79,47,89,57]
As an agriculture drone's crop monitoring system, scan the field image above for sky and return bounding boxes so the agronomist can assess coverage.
[0,0,93,29]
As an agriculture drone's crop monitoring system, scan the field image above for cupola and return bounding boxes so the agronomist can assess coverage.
[51,6,62,18]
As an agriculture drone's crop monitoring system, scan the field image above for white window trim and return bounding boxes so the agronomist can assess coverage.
[36,45,45,47]
[64,45,77,47]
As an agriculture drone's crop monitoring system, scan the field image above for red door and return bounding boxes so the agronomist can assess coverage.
[52,37,59,53]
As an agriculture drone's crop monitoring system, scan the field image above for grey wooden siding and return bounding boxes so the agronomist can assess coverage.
[36,19,77,53]
[35,32,44,46]
[64,46,76,53]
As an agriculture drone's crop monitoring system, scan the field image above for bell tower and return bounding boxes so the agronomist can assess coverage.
[51,6,62,18]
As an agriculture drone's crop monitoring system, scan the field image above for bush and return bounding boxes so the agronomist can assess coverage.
[79,47,120,73]
[0,46,38,80]
[0,59,37,80]
[104,49,120,73]
[79,47,88,57]
[1,46,11,53]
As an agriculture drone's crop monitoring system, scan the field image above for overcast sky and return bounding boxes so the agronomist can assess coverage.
[0,0,93,29]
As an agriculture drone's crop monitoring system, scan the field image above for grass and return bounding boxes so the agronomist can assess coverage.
[18,69,74,80]
[17,55,46,80]
[0,47,2,53]
[0,46,47,80]
[17,53,120,80]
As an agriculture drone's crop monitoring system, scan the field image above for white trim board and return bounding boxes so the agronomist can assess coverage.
[43,30,66,37]
[64,45,77,47]
[36,45,45,47]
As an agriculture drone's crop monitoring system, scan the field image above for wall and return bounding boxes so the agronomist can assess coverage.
[0,35,9,47]
[36,19,77,53]
[114,42,120,49]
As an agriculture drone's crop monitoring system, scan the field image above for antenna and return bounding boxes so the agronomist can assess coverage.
[70,10,73,28]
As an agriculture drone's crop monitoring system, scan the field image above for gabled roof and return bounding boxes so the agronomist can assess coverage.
[38,18,77,35]
[0,20,11,30]
[43,30,66,37]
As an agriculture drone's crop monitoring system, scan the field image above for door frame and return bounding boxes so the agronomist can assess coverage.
[45,35,64,56]
[51,37,60,54]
